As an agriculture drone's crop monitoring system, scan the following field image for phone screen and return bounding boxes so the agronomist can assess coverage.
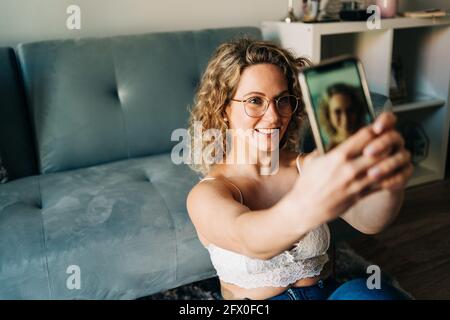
[302,58,374,152]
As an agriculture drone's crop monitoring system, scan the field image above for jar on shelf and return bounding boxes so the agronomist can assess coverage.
[375,0,398,18]
[302,0,320,22]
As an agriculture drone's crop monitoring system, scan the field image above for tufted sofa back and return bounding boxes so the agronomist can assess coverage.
[16,27,262,174]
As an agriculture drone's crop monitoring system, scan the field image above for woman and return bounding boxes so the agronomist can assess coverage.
[186,39,413,300]
[318,83,368,151]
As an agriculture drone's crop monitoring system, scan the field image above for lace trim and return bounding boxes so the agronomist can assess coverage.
[206,224,331,289]
[215,254,329,289]
[292,224,330,259]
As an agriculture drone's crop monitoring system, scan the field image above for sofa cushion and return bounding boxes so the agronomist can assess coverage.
[0,47,37,180]
[0,153,215,299]
[17,27,262,174]
[0,176,49,299]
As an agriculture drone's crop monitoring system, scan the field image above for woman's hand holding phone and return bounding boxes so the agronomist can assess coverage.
[291,112,413,225]
[362,112,413,192]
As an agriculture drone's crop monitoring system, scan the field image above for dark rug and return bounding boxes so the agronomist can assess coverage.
[141,242,413,300]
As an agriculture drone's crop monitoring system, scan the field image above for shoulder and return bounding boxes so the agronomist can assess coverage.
[187,175,240,212]
[188,176,231,200]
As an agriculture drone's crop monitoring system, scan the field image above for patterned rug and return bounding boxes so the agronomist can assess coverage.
[141,242,413,300]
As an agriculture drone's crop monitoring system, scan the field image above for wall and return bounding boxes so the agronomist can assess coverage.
[0,0,289,47]
[0,1,449,47]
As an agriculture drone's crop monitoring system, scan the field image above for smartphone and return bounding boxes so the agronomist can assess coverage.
[299,56,376,154]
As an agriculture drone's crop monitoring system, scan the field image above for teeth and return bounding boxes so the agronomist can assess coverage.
[256,128,278,134]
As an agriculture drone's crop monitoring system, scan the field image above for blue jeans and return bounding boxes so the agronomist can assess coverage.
[267,277,411,300]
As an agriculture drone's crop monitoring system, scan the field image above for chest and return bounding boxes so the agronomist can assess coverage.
[239,169,297,211]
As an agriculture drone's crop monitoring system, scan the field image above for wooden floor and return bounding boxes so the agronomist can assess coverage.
[347,179,450,299]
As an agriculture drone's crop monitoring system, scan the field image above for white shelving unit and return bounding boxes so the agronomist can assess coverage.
[262,17,450,187]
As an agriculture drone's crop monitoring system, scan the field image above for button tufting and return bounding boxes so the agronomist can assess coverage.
[111,87,119,99]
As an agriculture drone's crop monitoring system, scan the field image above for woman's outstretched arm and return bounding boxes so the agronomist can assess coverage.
[341,112,413,234]
[341,189,405,234]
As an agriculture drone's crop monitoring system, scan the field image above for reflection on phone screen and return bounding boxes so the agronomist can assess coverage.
[304,59,374,152]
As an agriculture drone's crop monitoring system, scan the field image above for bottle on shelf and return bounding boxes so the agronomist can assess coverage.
[282,0,299,23]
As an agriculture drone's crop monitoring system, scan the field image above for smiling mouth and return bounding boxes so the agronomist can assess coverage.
[254,127,280,135]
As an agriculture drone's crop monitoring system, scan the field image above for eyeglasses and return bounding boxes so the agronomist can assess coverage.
[230,94,300,118]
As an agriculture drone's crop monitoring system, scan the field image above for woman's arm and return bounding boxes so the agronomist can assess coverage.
[341,112,413,234]
[341,189,404,234]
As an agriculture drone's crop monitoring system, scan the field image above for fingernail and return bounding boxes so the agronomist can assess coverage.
[373,122,383,134]
[368,167,380,177]
[365,146,376,156]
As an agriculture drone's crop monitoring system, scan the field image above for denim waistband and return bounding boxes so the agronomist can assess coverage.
[266,277,341,300]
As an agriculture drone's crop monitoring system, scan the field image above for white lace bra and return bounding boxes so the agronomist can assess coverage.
[198,154,331,289]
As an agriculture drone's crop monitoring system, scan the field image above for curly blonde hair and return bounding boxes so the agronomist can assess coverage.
[188,38,311,176]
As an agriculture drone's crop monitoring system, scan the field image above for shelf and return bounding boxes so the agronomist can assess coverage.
[392,96,446,113]
[263,16,450,37]
[262,17,450,188]
[407,164,441,187]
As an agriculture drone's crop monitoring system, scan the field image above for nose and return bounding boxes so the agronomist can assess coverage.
[263,99,281,122]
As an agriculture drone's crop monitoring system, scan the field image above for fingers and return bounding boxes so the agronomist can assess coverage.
[367,149,411,180]
[333,126,376,159]
[325,155,382,203]
[345,171,379,199]
[378,163,414,191]
[363,129,405,157]
[372,112,397,135]
[345,155,412,200]
[361,183,383,197]
[328,112,397,160]
[341,147,412,198]
[340,153,382,184]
